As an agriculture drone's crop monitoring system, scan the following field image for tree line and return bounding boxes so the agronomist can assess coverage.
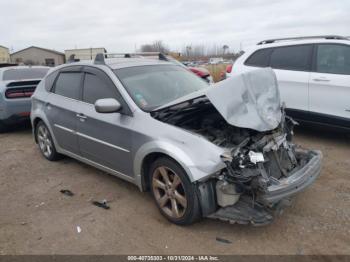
[140,40,242,60]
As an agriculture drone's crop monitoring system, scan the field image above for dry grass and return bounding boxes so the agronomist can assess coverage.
[203,64,227,82]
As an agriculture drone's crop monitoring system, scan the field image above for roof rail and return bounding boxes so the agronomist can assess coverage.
[93,52,170,65]
[257,35,348,45]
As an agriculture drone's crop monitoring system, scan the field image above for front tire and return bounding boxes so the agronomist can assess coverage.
[35,121,61,161]
[150,157,201,225]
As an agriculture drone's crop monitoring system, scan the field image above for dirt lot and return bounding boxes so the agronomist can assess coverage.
[0,124,349,255]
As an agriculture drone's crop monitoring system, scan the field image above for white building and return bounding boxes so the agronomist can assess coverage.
[0,45,10,63]
[65,47,107,61]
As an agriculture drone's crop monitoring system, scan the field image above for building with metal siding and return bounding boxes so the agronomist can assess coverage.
[10,46,65,67]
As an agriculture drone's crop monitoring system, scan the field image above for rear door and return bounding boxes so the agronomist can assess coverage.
[45,66,83,155]
[76,66,134,178]
[309,43,350,127]
[269,45,313,115]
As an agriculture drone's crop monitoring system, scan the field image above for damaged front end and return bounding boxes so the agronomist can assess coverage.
[152,68,322,225]
[209,114,322,225]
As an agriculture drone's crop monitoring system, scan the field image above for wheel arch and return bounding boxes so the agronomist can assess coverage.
[32,116,58,150]
[32,117,44,143]
[134,142,197,192]
[140,152,189,192]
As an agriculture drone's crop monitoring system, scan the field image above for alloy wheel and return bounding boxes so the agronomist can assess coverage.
[152,166,188,219]
[37,125,53,158]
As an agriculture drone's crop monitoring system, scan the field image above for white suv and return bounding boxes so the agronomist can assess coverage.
[231,35,350,129]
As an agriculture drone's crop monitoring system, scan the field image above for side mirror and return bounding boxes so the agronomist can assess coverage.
[95,98,122,113]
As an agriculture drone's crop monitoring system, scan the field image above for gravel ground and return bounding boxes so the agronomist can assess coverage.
[0,124,349,255]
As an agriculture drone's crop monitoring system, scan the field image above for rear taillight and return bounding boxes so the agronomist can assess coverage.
[226,64,233,73]
[5,88,35,99]
[5,80,40,99]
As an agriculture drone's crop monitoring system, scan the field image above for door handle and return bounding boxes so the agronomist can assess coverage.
[76,113,87,120]
[313,78,330,82]
[45,102,51,110]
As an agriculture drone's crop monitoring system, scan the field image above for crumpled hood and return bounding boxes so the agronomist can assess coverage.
[207,68,282,131]
[154,68,282,132]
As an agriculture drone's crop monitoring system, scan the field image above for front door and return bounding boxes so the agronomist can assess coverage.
[309,43,350,127]
[76,67,134,178]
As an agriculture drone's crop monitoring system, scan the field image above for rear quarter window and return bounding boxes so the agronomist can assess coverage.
[245,48,272,67]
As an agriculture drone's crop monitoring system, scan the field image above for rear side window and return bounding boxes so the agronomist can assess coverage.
[54,72,82,100]
[270,45,312,71]
[245,49,272,67]
[83,73,117,104]
[316,44,350,75]
[3,68,49,81]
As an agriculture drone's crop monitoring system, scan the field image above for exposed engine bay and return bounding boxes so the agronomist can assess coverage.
[152,97,322,225]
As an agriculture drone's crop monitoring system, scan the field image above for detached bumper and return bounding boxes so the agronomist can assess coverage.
[259,149,322,205]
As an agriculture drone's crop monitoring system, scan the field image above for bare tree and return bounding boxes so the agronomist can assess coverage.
[222,45,229,55]
[140,44,154,52]
[140,40,169,53]
[185,45,192,57]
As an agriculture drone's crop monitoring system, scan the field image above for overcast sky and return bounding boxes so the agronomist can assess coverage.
[1,0,349,54]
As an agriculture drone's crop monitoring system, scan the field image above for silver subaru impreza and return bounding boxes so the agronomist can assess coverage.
[31,54,322,226]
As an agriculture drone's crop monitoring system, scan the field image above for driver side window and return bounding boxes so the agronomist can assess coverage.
[82,73,117,104]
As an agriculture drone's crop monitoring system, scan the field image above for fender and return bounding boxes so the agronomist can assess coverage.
[133,138,226,191]
[133,140,202,191]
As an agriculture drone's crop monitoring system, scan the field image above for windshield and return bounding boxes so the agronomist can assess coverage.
[114,65,209,111]
[3,68,49,81]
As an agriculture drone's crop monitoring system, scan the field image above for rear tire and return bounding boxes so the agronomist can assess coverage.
[150,157,201,225]
[35,121,61,161]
